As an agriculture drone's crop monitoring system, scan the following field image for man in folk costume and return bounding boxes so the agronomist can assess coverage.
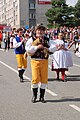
[13,28,27,82]
[25,25,58,103]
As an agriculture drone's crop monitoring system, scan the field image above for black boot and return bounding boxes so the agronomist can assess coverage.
[18,70,24,82]
[32,88,38,103]
[21,69,25,79]
[39,88,46,103]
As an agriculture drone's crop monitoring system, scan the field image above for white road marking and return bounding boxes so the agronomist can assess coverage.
[73,64,80,68]
[0,49,4,51]
[0,61,31,80]
[0,60,58,97]
[69,104,80,112]
[46,89,58,96]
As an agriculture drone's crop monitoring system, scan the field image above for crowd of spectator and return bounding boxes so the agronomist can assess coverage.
[0,25,80,53]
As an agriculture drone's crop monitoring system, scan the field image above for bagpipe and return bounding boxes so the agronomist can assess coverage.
[28,36,52,59]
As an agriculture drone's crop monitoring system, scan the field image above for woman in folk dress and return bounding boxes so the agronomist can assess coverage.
[51,32,73,82]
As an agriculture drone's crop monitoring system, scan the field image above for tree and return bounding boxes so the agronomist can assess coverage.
[45,0,75,28]
[74,0,80,26]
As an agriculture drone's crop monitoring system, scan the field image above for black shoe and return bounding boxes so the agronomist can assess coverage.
[39,97,46,103]
[32,88,38,103]
[31,97,37,103]
[20,76,24,82]
[39,88,46,103]
[18,69,24,82]
[62,79,67,82]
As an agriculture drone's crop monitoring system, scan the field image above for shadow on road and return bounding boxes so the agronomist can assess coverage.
[48,75,80,81]
[46,97,80,103]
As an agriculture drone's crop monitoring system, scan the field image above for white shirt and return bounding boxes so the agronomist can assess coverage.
[13,35,22,48]
[25,37,58,55]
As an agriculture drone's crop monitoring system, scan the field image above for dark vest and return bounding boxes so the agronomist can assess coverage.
[14,36,25,54]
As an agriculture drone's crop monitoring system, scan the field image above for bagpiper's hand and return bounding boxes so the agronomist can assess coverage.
[44,47,49,52]
[37,44,44,49]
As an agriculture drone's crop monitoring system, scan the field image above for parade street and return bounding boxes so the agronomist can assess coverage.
[0,48,80,120]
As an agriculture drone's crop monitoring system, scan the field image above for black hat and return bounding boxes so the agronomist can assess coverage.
[35,24,46,31]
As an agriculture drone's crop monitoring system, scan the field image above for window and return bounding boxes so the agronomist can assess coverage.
[29,3,35,9]
[29,13,35,19]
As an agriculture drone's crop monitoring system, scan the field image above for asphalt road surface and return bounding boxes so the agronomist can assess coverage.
[0,47,80,120]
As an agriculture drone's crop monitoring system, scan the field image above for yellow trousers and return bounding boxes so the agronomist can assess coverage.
[31,59,48,85]
[16,54,27,69]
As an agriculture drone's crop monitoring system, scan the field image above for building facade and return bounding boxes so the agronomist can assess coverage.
[0,0,51,28]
